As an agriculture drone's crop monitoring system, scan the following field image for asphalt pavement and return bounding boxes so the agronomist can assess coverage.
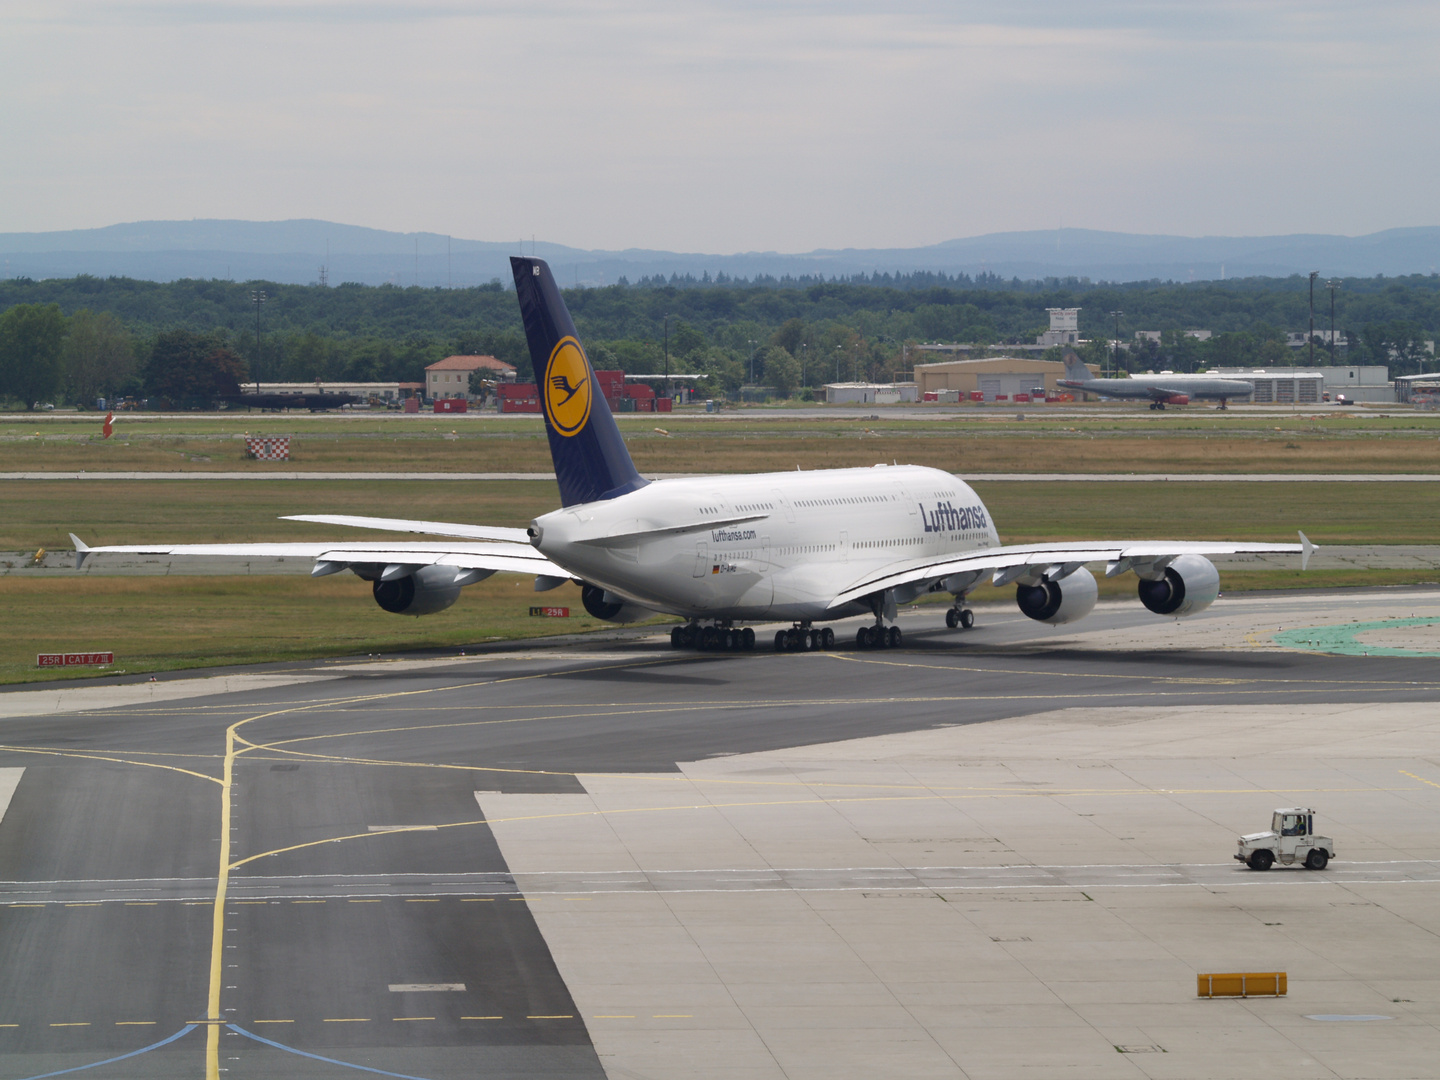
[0,594,1437,1078]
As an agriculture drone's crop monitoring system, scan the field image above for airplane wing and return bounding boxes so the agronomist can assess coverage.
[829,534,1314,608]
[70,534,569,581]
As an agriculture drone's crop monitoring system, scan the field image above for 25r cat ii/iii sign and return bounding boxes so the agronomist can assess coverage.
[37,652,114,668]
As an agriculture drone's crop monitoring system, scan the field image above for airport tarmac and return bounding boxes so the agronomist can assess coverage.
[0,590,1436,1079]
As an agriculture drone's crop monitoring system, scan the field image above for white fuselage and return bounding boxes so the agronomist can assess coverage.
[530,464,998,621]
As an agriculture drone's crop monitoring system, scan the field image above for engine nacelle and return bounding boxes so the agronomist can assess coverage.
[581,583,654,624]
[1015,566,1098,625]
[372,565,463,616]
[1137,554,1220,617]
[1163,394,1190,405]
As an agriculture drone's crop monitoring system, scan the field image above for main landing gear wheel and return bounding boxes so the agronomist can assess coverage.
[774,626,834,652]
[855,626,899,649]
[676,624,757,651]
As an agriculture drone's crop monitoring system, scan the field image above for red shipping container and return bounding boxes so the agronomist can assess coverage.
[434,398,468,413]
[1013,393,1031,403]
[498,384,541,413]
[656,397,673,412]
[923,391,938,402]
[969,391,984,401]
[594,370,626,405]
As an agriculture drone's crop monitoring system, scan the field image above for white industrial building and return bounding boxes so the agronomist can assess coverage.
[824,382,920,404]
[1037,308,1081,347]
[248,381,413,402]
[1212,366,1390,404]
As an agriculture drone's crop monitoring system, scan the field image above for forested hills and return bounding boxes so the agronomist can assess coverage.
[1,271,1437,409]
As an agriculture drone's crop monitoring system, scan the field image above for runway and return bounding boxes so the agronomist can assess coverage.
[0,591,1437,1079]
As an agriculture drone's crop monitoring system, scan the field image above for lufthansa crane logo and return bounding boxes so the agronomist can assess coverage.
[543,336,592,437]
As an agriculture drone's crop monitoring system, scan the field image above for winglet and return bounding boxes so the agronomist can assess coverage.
[1299,530,1316,571]
[70,533,90,570]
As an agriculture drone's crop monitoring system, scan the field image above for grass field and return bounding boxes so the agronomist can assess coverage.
[1,478,1432,552]
[4,409,1440,475]
[0,576,611,685]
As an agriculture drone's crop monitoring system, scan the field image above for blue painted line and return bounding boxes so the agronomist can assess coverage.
[6,1024,196,1080]
[225,1024,438,1080]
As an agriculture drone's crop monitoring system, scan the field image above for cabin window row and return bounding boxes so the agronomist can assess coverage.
[796,495,895,508]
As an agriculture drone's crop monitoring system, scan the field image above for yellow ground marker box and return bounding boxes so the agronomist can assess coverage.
[1198,972,1286,998]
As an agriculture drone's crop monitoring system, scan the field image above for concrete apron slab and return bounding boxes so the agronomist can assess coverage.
[0,672,339,718]
[479,703,1440,1080]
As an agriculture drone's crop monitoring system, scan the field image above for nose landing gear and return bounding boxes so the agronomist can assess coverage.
[945,607,975,630]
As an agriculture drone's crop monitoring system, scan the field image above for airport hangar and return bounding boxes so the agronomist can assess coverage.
[0,588,1438,1080]
[912,356,1087,401]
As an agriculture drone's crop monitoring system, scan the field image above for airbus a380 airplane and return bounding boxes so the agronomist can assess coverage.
[71,257,1313,652]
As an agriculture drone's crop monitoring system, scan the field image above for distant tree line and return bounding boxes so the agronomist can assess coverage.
[2,271,1438,408]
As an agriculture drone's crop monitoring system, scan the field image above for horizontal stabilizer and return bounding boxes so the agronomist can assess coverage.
[66,539,566,580]
[281,514,530,544]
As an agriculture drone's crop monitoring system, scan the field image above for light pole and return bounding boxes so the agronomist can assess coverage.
[1326,279,1339,361]
[663,314,673,398]
[1308,271,1319,369]
[1108,310,1122,377]
[801,343,807,388]
[747,339,758,386]
[250,290,266,391]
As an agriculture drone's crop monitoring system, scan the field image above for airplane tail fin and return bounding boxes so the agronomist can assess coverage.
[1061,348,1091,383]
[511,257,647,507]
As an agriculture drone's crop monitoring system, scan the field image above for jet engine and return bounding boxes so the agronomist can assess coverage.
[372,564,464,616]
[1015,566,1098,625]
[581,583,655,624]
[1137,554,1219,617]
[1163,394,1190,406]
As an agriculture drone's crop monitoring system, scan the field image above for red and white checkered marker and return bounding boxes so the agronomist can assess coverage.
[245,436,290,460]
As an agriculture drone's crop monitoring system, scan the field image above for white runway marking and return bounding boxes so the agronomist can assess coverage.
[0,769,24,828]
[388,984,465,992]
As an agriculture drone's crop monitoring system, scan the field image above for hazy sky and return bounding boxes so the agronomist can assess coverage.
[3,1,1437,252]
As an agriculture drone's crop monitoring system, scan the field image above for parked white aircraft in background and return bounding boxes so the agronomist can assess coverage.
[72,257,1313,652]
[1059,351,1255,410]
